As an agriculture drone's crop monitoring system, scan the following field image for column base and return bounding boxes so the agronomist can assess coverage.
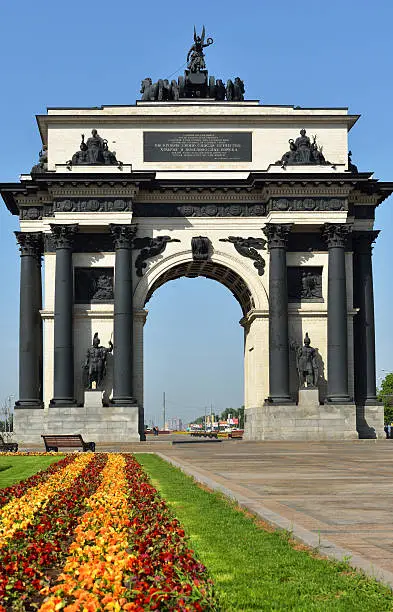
[50,398,77,407]
[364,397,382,406]
[326,395,352,404]
[111,397,137,407]
[265,396,295,405]
[15,400,44,409]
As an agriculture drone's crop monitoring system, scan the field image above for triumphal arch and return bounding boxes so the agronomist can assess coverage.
[2,29,392,444]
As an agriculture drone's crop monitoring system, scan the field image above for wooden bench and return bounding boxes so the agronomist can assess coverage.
[0,434,18,452]
[41,434,95,453]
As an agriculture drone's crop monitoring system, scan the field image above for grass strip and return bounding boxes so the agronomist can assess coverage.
[138,453,393,612]
[0,455,64,489]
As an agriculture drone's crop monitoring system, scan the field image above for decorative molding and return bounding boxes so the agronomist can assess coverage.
[133,236,180,276]
[191,236,211,261]
[54,198,133,214]
[135,189,262,204]
[287,267,323,302]
[15,231,43,259]
[322,223,352,249]
[109,224,138,249]
[48,185,139,199]
[219,236,266,276]
[263,224,293,249]
[133,201,266,217]
[263,184,352,198]
[74,267,114,303]
[268,197,346,212]
[49,224,79,249]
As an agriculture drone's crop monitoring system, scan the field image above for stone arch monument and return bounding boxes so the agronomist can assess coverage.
[2,29,393,443]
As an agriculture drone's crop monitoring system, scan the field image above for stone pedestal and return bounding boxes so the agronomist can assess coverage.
[13,404,140,446]
[298,388,319,407]
[244,401,358,440]
[84,390,104,409]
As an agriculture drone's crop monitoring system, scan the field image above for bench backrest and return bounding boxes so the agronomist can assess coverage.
[42,435,84,447]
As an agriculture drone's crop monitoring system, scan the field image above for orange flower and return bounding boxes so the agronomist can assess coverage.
[39,455,131,611]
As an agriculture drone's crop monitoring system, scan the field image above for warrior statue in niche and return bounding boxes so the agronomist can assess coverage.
[296,333,319,388]
[83,333,113,389]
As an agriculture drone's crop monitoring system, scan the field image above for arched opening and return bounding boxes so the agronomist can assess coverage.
[145,261,255,317]
[142,262,252,429]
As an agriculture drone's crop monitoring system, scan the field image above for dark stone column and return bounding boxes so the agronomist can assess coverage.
[14,232,44,409]
[353,231,379,404]
[264,223,293,403]
[110,224,138,406]
[322,224,352,403]
[50,224,79,406]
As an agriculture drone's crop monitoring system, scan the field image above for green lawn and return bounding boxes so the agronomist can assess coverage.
[0,455,63,487]
[138,453,393,612]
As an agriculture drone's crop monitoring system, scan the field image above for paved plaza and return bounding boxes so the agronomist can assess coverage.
[150,439,393,587]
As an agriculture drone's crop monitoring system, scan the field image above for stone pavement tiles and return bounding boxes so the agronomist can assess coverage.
[153,440,393,587]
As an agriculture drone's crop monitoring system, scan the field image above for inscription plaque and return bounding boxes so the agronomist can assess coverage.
[144,131,252,162]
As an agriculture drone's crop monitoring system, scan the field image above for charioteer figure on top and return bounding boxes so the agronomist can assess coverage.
[187,25,213,73]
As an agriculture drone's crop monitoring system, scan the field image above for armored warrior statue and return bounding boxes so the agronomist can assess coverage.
[296,333,319,388]
[187,25,213,72]
[83,333,113,389]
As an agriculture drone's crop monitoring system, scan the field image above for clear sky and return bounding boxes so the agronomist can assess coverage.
[0,0,392,424]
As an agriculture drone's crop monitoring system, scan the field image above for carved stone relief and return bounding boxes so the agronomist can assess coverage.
[191,236,211,261]
[19,207,43,220]
[268,198,346,212]
[74,268,114,303]
[133,236,181,276]
[133,202,266,217]
[219,236,266,276]
[287,267,323,302]
[54,199,133,213]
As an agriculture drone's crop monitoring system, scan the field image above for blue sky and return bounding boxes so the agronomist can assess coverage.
[0,0,392,423]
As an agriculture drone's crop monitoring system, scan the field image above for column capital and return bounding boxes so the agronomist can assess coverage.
[110,224,138,249]
[263,223,292,249]
[50,224,79,249]
[322,223,352,249]
[352,230,380,253]
[15,231,43,260]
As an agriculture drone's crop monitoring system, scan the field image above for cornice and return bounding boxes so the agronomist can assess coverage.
[2,173,393,217]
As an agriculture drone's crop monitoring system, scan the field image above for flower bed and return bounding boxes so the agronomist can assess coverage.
[0,454,217,612]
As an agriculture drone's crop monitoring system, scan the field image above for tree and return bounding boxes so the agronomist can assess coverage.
[377,373,393,425]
